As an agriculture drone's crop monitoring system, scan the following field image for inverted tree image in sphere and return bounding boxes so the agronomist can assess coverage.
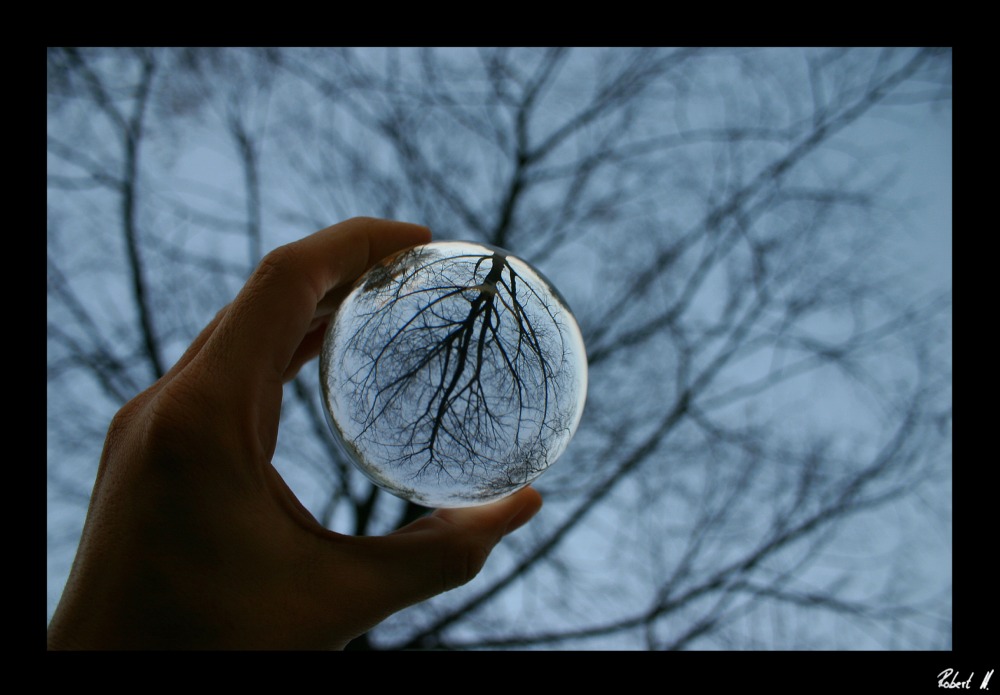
[320,241,588,508]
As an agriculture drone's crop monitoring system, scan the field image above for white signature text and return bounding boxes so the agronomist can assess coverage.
[939,670,994,690]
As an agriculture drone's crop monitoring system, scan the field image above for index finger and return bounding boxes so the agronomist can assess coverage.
[200,217,431,388]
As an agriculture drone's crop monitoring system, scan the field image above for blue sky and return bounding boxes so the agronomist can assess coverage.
[47,48,953,649]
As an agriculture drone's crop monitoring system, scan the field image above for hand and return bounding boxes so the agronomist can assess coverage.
[46,217,543,650]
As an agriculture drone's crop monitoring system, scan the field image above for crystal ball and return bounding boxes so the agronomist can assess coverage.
[320,241,588,508]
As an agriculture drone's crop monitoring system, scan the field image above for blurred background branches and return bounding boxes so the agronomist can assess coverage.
[47,47,952,650]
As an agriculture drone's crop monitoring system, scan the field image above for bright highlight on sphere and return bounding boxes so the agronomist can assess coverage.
[320,241,588,508]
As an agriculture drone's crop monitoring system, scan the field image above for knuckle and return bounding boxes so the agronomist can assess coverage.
[142,380,220,458]
[254,243,301,283]
[103,399,142,452]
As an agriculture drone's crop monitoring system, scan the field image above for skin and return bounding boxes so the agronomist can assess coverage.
[46,217,543,650]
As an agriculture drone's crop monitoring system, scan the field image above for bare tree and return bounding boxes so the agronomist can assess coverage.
[47,47,952,650]
[322,242,586,507]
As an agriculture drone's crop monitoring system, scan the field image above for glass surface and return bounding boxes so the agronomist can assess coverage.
[320,241,588,508]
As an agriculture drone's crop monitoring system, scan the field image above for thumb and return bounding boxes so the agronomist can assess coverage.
[343,487,543,616]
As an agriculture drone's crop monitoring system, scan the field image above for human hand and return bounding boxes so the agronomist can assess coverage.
[46,217,543,650]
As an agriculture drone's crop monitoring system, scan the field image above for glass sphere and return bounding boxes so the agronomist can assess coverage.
[320,241,588,508]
